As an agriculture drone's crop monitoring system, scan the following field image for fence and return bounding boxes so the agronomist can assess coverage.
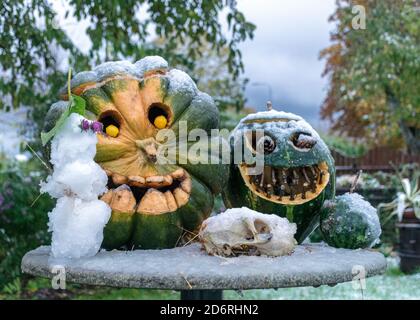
[332,147,420,174]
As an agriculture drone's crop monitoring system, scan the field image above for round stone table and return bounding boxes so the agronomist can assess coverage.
[21,243,387,300]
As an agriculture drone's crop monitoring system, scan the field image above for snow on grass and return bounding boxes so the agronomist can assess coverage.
[224,257,420,300]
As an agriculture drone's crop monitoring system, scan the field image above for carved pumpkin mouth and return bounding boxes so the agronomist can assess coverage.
[99,168,191,215]
[239,161,330,205]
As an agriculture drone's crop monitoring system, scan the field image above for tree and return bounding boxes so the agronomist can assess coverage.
[320,0,420,154]
[0,0,255,136]
[184,41,248,112]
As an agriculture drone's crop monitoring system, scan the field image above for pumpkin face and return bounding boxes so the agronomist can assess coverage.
[43,56,228,250]
[222,109,335,243]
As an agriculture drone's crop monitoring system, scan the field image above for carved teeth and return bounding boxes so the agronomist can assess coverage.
[181,178,192,193]
[102,168,192,215]
[146,176,164,183]
[145,175,172,188]
[241,163,329,204]
[112,173,128,185]
[266,184,273,198]
[173,188,189,207]
[137,188,169,214]
[319,171,325,185]
[100,185,136,213]
[164,191,178,212]
[100,190,113,204]
[171,169,185,179]
[128,175,146,187]
[302,168,310,184]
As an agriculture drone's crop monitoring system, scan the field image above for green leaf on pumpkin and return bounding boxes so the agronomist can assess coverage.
[41,69,86,146]
[40,94,86,146]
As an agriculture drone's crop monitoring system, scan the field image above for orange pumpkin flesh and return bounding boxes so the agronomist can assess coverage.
[67,76,191,216]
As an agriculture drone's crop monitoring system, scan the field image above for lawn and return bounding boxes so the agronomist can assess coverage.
[2,257,419,300]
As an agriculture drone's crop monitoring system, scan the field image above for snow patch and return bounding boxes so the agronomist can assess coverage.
[41,113,111,259]
[230,108,321,142]
[166,69,198,95]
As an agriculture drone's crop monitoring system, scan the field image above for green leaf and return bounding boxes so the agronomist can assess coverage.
[40,103,71,146]
[40,94,86,146]
[70,94,86,115]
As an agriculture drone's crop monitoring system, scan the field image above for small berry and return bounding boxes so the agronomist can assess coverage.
[105,124,119,137]
[153,115,167,129]
[91,121,103,133]
[80,119,90,131]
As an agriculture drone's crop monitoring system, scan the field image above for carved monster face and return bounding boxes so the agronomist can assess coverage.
[44,57,228,249]
[237,112,332,205]
[223,109,335,243]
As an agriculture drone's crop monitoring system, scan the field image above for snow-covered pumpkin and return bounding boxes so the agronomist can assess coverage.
[43,56,228,250]
[319,193,381,249]
[222,105,336,243]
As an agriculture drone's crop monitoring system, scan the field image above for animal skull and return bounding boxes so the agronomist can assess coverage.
[199,207,297,257]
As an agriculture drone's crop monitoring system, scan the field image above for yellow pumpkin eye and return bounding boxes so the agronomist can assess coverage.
[153,115,167,129]
[106,124,119,137]
[148,103,171,129]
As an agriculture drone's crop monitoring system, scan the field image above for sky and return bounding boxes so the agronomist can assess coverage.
[235,0,336,126]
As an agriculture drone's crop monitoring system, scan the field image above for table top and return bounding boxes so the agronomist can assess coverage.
[21,243,387,291]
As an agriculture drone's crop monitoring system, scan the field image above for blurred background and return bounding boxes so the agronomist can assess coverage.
[0,0,419,299]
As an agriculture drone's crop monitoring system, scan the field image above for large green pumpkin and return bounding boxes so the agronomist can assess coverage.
[43,56,228,250]
[222,107,335,243]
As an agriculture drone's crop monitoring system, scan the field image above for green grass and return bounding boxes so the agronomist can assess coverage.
[2,258,419,300]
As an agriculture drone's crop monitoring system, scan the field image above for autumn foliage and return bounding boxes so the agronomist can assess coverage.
[320,0,420,154]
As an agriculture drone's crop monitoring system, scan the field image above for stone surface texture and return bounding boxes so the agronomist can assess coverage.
[22,243,386,290]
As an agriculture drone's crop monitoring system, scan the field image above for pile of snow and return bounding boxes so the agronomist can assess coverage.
[41,113,111,259]
[199,207,297,257]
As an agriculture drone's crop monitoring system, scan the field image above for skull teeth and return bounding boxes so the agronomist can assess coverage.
[243,162,329,204]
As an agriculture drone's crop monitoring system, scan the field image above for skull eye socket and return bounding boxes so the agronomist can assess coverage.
[99,110,122,138]
[148,103,171,129]
[254,219,270,234]
[245,233,254,241]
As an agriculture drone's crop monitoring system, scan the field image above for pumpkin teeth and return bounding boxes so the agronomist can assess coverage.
[100,185,136,214]
[164,190,178,211]
[128,175,146,186]
[101,168,191,215]
[171,169,185,179]
[136,188,170,214]
[180,178,192,193]
[239,162,330,205]
[112,173,129,185]
[173,188,189,207]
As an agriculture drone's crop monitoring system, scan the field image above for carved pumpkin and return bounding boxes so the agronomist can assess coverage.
[43,56,228,249]
[222,107,335,243]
